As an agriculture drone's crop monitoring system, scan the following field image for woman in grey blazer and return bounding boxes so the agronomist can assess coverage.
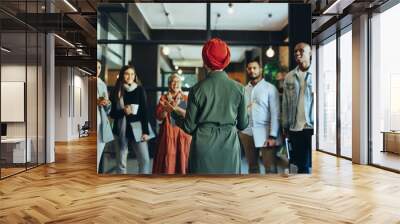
[97,60,114,173]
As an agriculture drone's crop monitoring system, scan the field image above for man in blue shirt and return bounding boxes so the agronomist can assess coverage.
[282,42,314,174]
[239,58,281,174]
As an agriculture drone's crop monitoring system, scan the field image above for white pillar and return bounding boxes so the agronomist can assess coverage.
[352,14,369,164]
[46,32,55,163]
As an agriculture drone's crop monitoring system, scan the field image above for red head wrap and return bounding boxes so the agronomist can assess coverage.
[202,38,231,70]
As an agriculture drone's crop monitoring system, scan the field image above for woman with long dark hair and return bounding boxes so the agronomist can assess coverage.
[110,65,150,174]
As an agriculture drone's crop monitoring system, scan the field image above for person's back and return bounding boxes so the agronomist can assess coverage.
[170,38,248,174]
[191,71,247,129]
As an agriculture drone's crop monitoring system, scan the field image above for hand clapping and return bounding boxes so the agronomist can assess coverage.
[163,101,175,113]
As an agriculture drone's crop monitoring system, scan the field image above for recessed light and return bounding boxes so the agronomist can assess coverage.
[266,46,275,58]
[162,46,170,56]
[228,3,234,14]
[78,67,92,76]
[1,47,11,53]
[63,0,78,12]
[54,34,75,48]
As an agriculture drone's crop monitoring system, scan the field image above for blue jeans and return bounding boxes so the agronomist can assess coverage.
[117,137,150,174]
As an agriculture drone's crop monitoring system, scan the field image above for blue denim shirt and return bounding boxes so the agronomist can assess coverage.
[282,66,314,130]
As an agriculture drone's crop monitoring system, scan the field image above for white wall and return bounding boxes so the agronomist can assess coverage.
[71,72,89,138]
[1,65,27,140]
[54,66,89,141]
[54,66,69,141]
[1,63,46,164]
[1,65,40,137]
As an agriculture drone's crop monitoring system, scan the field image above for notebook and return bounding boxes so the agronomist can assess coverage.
[130,122,156,142]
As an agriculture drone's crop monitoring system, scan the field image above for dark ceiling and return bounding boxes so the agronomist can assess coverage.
[0,0,97,73]
[0,0,396,73]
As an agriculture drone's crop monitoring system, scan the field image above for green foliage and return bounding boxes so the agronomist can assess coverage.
[263,59,280,86]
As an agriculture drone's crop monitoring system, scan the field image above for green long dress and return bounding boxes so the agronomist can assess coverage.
[172,71,248,174]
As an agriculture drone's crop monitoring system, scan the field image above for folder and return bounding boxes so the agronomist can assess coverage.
[130,122,156,142]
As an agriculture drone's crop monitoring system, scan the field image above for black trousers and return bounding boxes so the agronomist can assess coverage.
[289,129,313,174]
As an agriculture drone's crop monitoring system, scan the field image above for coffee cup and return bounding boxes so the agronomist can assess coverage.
[131,104,139,115]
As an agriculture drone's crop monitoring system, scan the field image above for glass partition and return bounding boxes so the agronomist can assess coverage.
[317,36,337,155]
[27,31,38,169]
[339,28,352,158]
[1,31,28,177]
[370,4,400,171]
[0,1,46,179]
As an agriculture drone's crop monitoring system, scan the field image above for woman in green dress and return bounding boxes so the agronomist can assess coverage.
[166,38,248,174]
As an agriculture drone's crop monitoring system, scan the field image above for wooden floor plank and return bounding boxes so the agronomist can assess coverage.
[0,135,400,223]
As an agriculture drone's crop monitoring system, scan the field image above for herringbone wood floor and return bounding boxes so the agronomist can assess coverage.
[1,135,400,224]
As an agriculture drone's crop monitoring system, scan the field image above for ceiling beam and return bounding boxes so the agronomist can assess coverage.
[322,0,356,14]
[97,3,126,13]
[12,13,87,32]
[126,3,151,40]
[119,29,288,46]
[97,4,150,41]
[67,14,96,38]
[312,14,352,44]
[100,0,305,2]
[312,15,335,33]
[55,56,96,70]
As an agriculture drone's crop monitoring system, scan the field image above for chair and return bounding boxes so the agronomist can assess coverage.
[78,121,90,138]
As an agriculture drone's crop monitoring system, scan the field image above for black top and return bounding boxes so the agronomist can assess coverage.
[110,85,149,137]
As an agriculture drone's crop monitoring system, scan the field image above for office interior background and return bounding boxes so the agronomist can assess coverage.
[0,0,400,223]
[96,2,314,174]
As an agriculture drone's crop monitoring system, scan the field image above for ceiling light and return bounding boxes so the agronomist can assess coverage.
[78,67,92,76]
[41,5,46,11]
[322,0,350,15]
[162,46,170,56]
[174,65,179,70]
[1,47,11,53]
[63,0,78,12]
[177,69,183,75]
[228,3,234,14]
[215,13,221,29]
[54,34,75,48]
[162,3,173,25]
[266,46,275,58]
